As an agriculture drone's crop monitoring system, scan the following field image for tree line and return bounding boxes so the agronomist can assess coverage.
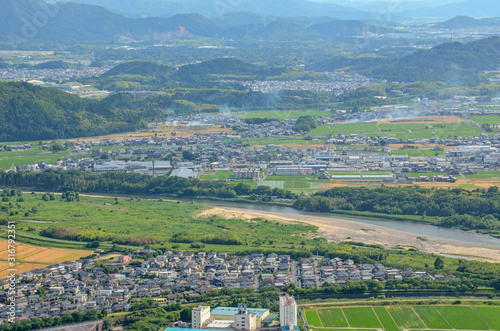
[293,185,500,233]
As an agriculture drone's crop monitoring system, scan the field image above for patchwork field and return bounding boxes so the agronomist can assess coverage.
[305,305,500,331]
[0,238,92,279]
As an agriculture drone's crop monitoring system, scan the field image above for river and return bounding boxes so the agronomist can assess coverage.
[189,198,500,248]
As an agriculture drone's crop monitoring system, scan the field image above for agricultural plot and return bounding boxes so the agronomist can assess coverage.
[305,305,500,331]
[386,306,426,329]
[237,110,330,120]
[310,121,481,140]
[305,310,323,327]
[317,309,348,328]
[472,307,500,330]
[199,171,235,180]
[412,306,451,329]
[0,239,91,279]
[372,307,399,331]
[435,306,489,330]
[342,307,381,329]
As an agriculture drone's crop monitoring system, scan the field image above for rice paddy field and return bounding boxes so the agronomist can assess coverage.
[0,238,92,279]
[308,122,483,140]
[305,305,500,331]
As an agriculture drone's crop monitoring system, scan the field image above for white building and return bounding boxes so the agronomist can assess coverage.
[279,294,297,327]
[234,305,257,330]
[192,306,211,329]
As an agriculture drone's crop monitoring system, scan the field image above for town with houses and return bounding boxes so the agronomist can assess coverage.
[4,96,500,186]
[0,250,456,323]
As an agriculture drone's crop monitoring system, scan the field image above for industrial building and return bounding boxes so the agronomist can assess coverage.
[185,304,278,331]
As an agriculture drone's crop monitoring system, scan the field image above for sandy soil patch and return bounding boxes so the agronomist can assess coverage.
[197,207,500,262]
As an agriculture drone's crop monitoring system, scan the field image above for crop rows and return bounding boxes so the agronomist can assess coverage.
[305,305,500,331]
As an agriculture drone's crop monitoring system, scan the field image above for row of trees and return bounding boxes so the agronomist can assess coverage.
[0,309,103,331]
[294,186,500,232]
[0,170,296,201]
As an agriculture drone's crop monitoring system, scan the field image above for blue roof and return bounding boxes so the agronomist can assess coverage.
[281,326,300,331]
[211,307,269,317]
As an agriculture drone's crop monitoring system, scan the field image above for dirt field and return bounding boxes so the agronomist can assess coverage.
[0,239,92,279]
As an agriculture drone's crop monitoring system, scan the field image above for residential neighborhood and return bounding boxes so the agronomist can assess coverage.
[0,251,456,323]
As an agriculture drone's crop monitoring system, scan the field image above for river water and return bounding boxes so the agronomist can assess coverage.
[188,199,500,248]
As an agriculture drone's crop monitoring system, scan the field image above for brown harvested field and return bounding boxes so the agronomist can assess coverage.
[378,115,466,124]
[389,143,455,151]
[0,239,92,279]
[0,261,49,279]
[66,125,234,142]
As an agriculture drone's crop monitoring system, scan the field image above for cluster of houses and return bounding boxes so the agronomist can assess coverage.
[0,251,456,323]
[218,72,377,94]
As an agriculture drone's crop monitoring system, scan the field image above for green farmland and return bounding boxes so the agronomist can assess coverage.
[305,305,500,331]
[308,122,482,140]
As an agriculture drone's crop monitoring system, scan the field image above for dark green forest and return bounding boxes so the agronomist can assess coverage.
[1,170,500,234]
[308,37,500,84]
[0,82,165,141]
[294,186,500,234]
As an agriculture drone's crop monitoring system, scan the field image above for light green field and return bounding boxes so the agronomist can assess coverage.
[317,308,348,328]
[435,306,489,330]
[309,122,482,140]
[236,110,331,120]
[465,171,500,179]
[342,307,381,329]
[199,171,235,180]
[469,115,500,125]
[412,306,451,329]
[305,305,500,331]
[386,306,426,329]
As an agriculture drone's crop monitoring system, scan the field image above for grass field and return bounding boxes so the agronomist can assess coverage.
[0,238,91,279]
[0,193,317,252]
[199,171,235,180]
[235,110,331,120]
[308,122,482,140]
[305,305,500,331]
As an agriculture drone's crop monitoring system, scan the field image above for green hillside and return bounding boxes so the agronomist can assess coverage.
[309,37,500,84]
[0,82,151,141]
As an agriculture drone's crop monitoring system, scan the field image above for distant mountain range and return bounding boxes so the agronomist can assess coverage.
[0,0,401,45]
[45,0,500,20]
[44,0,370,19]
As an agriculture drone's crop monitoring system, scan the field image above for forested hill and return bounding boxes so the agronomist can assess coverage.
[308,37,500,84]
[0,0,218,44]
[0,82,152,141]
[432,16,500,29]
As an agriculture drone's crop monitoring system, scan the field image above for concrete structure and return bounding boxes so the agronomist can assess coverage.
[271,166,313,176]
[279,294,297,327]
[211,307,270,328]
[234,304,257,330]
[234,168,260,179]
[192,306,211,329]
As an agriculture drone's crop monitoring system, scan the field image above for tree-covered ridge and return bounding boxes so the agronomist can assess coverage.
[308,37,500,84]
[432,16,500,29]
[0,82,157,141]
[294,186,500,233]
[0,0,218,45]
[101,61,174,78]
